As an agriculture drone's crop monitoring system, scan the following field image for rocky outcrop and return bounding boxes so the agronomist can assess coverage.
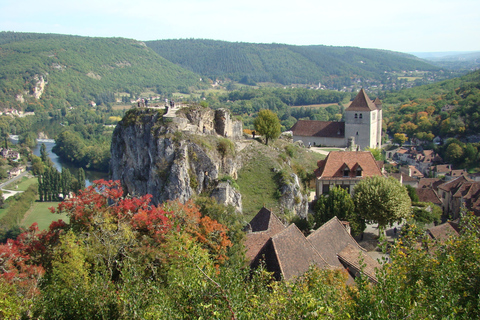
[278,172,309,219]
[15,74,47,102]
[110,107,242,211]
[211,181,242,213]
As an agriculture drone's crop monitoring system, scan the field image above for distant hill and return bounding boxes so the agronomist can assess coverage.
[146,39,440,89]
[0,32,204,109]
[410,51,480,71]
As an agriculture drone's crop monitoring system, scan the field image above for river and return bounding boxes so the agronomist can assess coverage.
[11,136,109,187]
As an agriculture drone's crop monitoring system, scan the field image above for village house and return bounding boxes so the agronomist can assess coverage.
[392,147,442,175]
[244,207,379,283]
[427,221,459,242]
[8,166,25,179]
[436,176,480,219]
[290,89,382,150]
[389,172,419,188]
[314,151,384,197]
[0,148,20,161]
[399,165,424,179]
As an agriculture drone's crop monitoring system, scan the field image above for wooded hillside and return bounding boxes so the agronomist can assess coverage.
[0,32,204,110]
[146,39,440,88]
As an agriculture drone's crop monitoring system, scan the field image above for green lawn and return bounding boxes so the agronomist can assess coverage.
[21,201,69,231]
[5,176,38,192]
[237,149,281,220]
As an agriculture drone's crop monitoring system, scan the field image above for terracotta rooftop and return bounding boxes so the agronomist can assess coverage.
[245,211,380,283]
[418,178,442,190]
[437,176,472,192]
[337,243,380,283]
[315,151,383,180]
[427,222,459,242]
[290,120,345,138]
[416,188,442,205]
[267,224,332,281]
[307,217,365,267]
[345,89,378,112]
[244,207,286,264]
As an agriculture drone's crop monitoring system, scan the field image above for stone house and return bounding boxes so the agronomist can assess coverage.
[436,176,480,219]
[314,151,384,197]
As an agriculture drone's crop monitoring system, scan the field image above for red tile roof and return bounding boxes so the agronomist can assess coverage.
[269,224,332,281]
[307,217,365,267]
[290,120,345,138]
[244,207,286,263]
[418,178,442,189]
[337,243,380,283]
[315,151,383,179]
[427,222,459,242]
[416,188,442,205]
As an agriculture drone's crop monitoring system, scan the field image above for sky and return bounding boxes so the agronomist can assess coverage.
[1,0,479,53]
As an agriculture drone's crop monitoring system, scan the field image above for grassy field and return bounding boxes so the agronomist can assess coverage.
[237,149,281,220]
[21,201,68,231]
[237,139,325,220]
[5,175,38,191]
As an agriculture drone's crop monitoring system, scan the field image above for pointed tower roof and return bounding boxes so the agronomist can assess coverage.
[373,97,382,110]
[345,89,377,112]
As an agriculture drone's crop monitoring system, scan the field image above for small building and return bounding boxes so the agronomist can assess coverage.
[314,151,384,197]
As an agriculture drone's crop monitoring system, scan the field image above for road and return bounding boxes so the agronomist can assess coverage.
[1,170,30,199]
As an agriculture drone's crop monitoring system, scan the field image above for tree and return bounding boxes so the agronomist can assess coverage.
[40,143,48,163]
[254,109,281,145]
[365,147,384,161]
[311,186,365,236]
[353,176,411,235]
[393,133,408,146]
[445,142,464,166]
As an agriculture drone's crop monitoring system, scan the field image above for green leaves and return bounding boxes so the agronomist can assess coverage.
[353,176,411,230]
[254,109,281,145]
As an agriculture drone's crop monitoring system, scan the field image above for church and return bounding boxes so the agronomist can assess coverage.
[289,89,382,150]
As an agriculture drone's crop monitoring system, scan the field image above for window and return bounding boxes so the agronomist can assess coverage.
[356,166,363,176]
[322,184,330,194]
[355,113,358,119]
[359,113,363,119]
[343,165,350,177]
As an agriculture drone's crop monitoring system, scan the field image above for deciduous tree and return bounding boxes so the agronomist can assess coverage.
[254,109,281,145]
[353,176,411,235]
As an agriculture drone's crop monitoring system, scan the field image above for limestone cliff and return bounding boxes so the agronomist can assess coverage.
[110,106,243,211]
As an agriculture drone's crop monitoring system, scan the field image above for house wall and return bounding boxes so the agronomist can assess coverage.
[292,135,346,147]
[315,179,360,198]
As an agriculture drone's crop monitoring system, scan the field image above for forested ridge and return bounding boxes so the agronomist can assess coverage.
[0,32,204,110]
[146,39,440,88]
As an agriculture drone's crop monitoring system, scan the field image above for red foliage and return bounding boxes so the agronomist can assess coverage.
[50,179,172,241]
[0,229,45,299]
[160,200,232,263]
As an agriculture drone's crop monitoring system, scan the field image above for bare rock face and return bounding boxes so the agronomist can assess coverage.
[278,172,308,219]
[110,107,242,211]
[211,181,242,213]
